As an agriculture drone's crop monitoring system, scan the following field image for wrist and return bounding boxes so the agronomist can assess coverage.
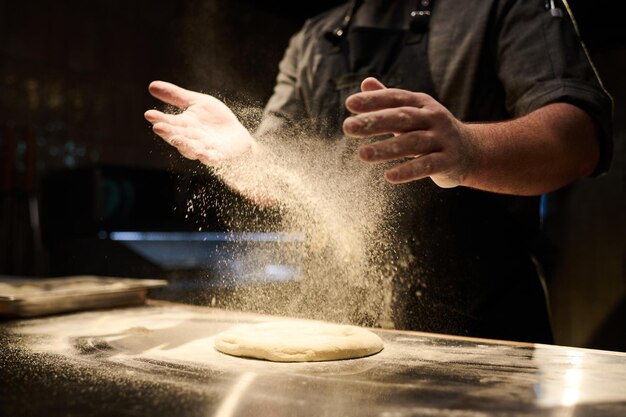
[455,122,483,189]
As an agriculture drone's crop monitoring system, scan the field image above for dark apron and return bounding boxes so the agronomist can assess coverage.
[305,4,553,343]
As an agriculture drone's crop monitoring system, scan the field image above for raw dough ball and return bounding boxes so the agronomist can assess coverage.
[214,320,383,362]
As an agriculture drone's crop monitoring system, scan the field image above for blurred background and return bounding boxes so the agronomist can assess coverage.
[0,0,624,351]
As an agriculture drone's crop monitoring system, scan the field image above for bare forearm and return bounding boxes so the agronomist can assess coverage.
[461,103,600,196]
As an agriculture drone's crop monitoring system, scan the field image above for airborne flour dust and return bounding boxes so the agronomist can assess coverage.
[190,104,417,329]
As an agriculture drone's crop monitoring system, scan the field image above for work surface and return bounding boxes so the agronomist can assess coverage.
[1,301,625,417]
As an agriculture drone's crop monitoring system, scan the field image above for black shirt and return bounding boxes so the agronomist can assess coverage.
[254,0,613,343]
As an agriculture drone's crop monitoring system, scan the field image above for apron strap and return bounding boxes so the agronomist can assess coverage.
[325,0,436,46]
[409,0,435,34]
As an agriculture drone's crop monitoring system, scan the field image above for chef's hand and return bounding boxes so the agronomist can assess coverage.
[343,77,475,188]
[144,81,256,166]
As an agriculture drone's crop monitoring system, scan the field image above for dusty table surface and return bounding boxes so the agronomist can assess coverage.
[1,300,625,417]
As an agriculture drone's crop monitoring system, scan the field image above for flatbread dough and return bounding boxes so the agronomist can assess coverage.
[213,320,384,362]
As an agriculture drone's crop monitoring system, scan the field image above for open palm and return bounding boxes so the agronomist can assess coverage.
[144,81,255,165]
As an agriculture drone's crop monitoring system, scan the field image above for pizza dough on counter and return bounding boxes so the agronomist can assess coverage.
[214,320,384,362]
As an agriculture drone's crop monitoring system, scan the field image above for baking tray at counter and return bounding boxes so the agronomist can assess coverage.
[0,275,168,318]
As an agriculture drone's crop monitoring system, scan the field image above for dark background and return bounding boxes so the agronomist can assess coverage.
[0,0,624,351]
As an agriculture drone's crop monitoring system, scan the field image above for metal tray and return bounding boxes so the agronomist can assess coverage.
[0,275,168,318]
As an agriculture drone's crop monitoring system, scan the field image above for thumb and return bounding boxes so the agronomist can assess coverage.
[361,77,386,92]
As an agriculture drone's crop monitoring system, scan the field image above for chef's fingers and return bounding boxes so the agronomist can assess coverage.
[150,121,223,165]
[168,135,202,160]
[143,110,176,124]
[151,122,199,144]
[358,131,439,163]
[152,121,177,139]
[178,142,220,164]
[346,89,432,114]
[384,153,448,184]
[344,107,430,137]
[360,77,386,92]
[144,109,192,128]
[144,109,165,123]
[148,81,203,109]
[159,131,219,164]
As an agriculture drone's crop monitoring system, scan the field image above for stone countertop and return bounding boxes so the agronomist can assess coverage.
[1,300,625,417]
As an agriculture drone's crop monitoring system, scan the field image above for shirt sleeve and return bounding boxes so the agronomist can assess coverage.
[254,28,308,144]
[495,0,613,176]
